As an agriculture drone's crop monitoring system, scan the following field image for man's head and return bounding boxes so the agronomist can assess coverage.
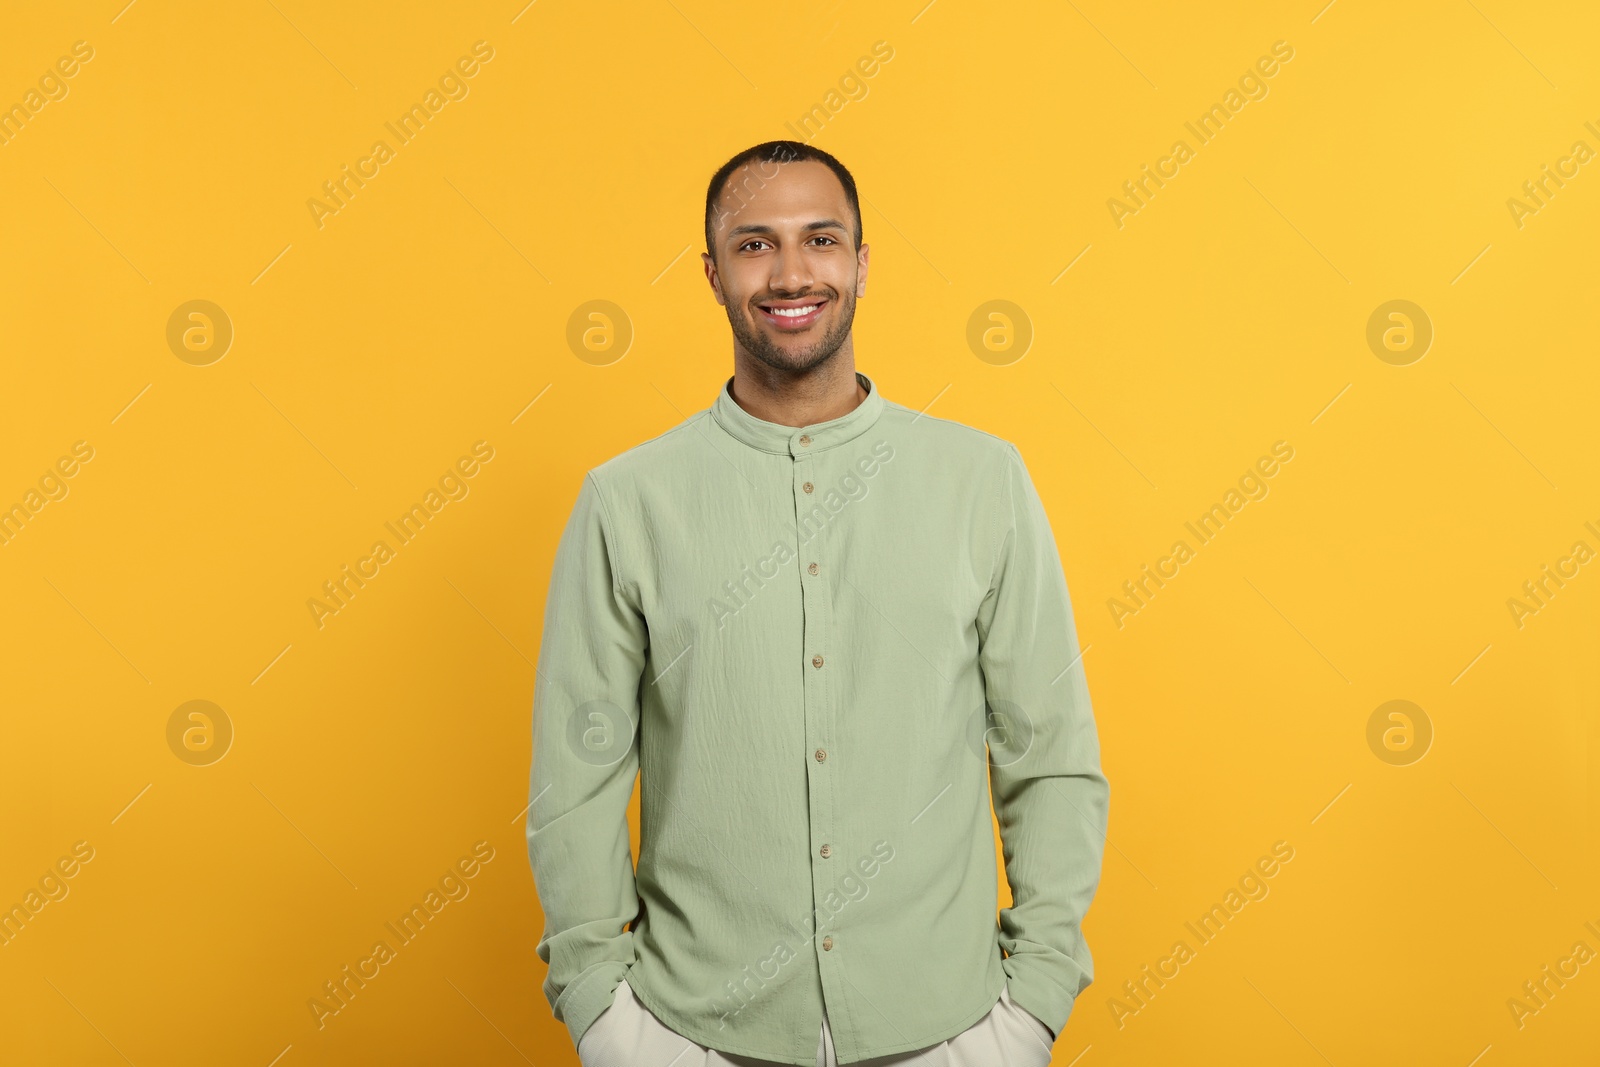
[702,141,868,374]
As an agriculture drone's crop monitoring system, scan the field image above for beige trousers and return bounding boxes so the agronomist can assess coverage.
[577,977,1056,1067]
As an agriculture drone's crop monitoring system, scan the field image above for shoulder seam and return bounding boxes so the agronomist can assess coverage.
[879,400,1016,451]
[987,442,1021,595]
[584,470,629,604]
[593,410,714,473]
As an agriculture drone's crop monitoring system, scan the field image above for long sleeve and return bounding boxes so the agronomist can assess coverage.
[977,442,1111,1039]
[526,471,649,1051]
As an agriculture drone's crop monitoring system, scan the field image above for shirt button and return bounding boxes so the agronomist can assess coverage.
[815,747,827,762]
[803,481,814,493]
[812,654,824,668]
[808,562,819,575]
[822,936,834,951]
[799,434,811,446]
[819,844,832,858]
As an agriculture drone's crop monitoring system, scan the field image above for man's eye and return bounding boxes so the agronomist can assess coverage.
[812,236,837,246]
[740,240,769,252]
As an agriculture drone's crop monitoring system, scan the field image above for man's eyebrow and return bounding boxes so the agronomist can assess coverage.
[726,219,851,240]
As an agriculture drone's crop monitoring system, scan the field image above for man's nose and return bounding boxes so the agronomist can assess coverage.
[768,246,813,293]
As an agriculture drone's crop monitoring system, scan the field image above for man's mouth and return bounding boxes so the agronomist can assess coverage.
[756,298,828,331]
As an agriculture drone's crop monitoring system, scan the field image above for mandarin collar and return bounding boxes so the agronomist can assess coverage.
[710,370,885,457]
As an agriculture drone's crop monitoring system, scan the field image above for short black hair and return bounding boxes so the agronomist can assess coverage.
[704,140,863,263]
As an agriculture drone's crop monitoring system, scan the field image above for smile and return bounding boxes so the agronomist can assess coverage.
[757,299,827,330]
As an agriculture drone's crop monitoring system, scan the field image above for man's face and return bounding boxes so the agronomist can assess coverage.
[702,159,868,373]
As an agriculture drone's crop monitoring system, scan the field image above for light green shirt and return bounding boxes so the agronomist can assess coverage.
[526,370,1109,1065]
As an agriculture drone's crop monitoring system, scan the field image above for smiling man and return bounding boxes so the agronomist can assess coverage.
[705,146,861,395]
[526,140,1109,1067]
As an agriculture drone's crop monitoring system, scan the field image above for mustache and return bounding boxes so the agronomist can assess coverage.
[752,291,836,306]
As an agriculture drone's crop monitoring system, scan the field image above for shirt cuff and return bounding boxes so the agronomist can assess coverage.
[1002,954,1083,1040]
[559,962,631,1051]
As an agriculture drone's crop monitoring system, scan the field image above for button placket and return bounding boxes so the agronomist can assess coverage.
[793,437,841,986]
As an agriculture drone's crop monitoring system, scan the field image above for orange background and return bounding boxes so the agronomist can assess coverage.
[1,1,1597,1064]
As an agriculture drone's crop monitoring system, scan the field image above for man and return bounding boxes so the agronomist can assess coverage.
[526,140,1109,1067]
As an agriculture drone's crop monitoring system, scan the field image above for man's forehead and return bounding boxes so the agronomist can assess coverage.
[730,156,819,180]
[720,159,840,201]
[715,160,848,226]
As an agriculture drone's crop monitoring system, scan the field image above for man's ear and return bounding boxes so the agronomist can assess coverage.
[855,242,869,299]
[701,251,727,307]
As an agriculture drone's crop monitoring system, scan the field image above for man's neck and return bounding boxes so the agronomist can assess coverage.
[727,354,867,429]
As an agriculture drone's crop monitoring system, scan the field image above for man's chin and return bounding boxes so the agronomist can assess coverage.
[750,339,838,372]
[729,309,852,373]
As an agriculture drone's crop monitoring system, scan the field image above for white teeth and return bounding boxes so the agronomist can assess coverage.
[766,303,822,318]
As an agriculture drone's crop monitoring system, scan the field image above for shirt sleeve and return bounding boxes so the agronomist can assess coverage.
[526,470,649,1052]
[977,442,1111,1040]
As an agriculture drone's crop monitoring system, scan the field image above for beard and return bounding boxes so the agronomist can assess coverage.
[725,284,857,374]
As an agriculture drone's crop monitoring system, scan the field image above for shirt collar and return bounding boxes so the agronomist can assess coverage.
[711,370,886,457]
